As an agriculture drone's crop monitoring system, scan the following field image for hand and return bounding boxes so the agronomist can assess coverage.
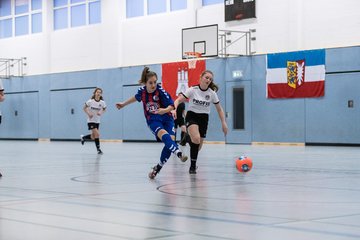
[222,122,228,136]
[171,110,177,119]
[116,102,125,109]
[88,113,94,118]
[153,108,166,115]
[97,112,102,116]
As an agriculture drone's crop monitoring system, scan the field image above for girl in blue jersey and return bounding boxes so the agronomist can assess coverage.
[116,67,188,179]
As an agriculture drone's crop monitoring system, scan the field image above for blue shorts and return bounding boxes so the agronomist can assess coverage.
[148,118,175,139]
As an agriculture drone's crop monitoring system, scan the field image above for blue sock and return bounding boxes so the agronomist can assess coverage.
[161,133,179,154]
[159,147,171,166]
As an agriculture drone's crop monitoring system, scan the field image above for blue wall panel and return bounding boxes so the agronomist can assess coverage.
[251,55,306,143]
[305,73,360,143]
[122,86,154,141]
[224,57,253,143]
[203,58,227,142]
[1,46,359,144]
[0,91,39,139]
[50,89,91,139]
[326,46,360,73]
[98,68,123,139]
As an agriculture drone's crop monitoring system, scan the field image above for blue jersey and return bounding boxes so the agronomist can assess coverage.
[135,84,174,123]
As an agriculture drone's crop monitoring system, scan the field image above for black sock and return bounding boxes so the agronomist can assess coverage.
[83,134,92,140]
[95,138,100,149]
[190,159,197,169]
[180,132,185,141]
[189,141,200,160]
[156,164,162,172]
[189,141,199,168]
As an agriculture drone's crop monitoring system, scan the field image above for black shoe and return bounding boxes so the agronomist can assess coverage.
[97,149,103,154]
[189,166,198,174]
[0,172,2,177]
[148,165,162,179]
[80,135,85,145]
[177,152,188,162]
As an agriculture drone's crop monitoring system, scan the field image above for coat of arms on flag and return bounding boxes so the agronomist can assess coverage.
[266,49,325,99]
[287,60,305,89]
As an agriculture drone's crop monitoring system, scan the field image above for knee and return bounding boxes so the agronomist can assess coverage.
[190,136,201,144]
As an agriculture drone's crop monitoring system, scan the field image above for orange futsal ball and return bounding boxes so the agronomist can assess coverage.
[235,156,253,172]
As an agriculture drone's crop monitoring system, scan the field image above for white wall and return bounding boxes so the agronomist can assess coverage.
[0,0,359,76]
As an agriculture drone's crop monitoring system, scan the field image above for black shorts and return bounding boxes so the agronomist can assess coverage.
[174,117,185,128]
[185,111,209,138]
[0,115,2,124]
[88,122,100,130]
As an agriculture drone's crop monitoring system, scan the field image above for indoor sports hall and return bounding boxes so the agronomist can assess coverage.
[1,1,359,240]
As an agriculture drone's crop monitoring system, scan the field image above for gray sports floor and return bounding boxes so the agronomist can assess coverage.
[0,140,359,240]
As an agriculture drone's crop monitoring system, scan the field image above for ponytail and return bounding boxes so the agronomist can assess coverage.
[139,67,158,85]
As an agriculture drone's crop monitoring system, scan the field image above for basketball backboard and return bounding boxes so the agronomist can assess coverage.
[181,24,218,59]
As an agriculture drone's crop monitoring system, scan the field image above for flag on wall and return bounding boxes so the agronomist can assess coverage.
[162,60,205,100]
[266,49,325,98]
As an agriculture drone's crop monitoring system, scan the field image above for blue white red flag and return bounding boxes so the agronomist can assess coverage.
[266,49,325,98]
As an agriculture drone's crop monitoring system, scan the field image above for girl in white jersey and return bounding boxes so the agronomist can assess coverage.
[173,70,228,174]
[80,88,106,154]
[0,79,4,177]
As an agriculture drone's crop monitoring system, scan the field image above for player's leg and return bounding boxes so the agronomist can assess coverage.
[92,126,102,154]
[179,124,188,146]
[187,124,201,174]
[81,123,93,144]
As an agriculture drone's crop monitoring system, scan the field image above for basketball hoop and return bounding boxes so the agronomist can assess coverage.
[184,52,202,69]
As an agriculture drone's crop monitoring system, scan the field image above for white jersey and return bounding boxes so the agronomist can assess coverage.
[85,99,106,123]
[181,85,219,114]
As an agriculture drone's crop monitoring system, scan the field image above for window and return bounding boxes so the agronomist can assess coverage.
[126,0,144,18]
[89,1,100,24]
[53,0,101,30]
[71,4,86,27]
[0,0,11,17]
[202,0,223,6]
[32,0,42,10]
[147,0,166,15]
[54,7,67,30]
[126,0,187,19]
[15,15,29,36]
[15,0,29,15]
[31,13,42,33]
[0,0,42,39]
[0,18,12,38]
[170,0,187,11]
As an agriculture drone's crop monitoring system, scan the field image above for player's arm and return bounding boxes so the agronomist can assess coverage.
[174,94,186,110]
[98,106,106,116]
[156,104,174,115]
[83,103,93,118]
[115,96,137,110]
[0,89,5,102]
[172,94,187,119]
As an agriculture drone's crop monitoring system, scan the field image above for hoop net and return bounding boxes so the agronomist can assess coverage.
[184,52,202,69]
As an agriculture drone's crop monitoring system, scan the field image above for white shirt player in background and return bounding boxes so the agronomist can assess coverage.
[80,88,106,154]
[0,79,5,177]
[173,70,228,174]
